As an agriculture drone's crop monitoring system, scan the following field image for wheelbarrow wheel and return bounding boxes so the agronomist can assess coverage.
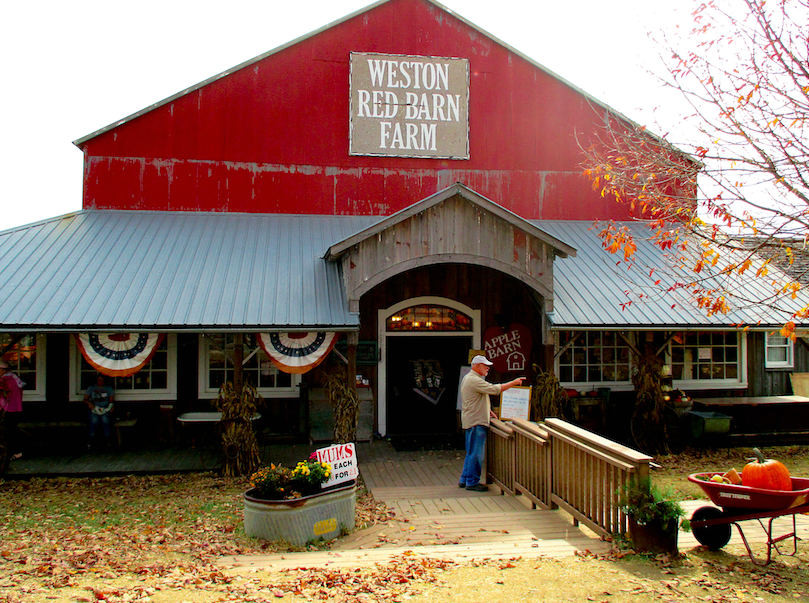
[691,506,731,550]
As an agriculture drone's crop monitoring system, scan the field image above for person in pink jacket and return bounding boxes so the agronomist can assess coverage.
[0,360,25,460]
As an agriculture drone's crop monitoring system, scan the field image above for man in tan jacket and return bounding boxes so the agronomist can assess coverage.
[459,355,524,491]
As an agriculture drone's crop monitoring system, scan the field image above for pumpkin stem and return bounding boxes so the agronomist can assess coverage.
[752,447,766,464]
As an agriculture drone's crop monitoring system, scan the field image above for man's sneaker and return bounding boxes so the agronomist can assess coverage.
[465,484,488,492]
[458,482,466,488]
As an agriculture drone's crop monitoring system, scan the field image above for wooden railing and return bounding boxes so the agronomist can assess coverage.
[487,417,654,538]
[486,418,515,494]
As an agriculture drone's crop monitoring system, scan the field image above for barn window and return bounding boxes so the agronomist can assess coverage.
[555,331,633,387]
[664,331,746,388]
[70,335,177,402]
[0,333,46,401]
[386,305,472,331]
[198,334,299,398]
[765,332,793,369]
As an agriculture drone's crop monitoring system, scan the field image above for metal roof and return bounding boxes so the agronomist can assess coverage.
[0,211,378,332]
[537,220,809,329]
[2,212,801,332]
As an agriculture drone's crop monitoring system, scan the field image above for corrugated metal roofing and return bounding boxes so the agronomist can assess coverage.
[537,220,809,329]
[2,213,802,332]
[0,211,379,331]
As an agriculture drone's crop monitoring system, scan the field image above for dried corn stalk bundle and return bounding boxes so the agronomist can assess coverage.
[530,365,568,421]
[630,352,676,455]
[323,365,359,444]
[214,381,263,477]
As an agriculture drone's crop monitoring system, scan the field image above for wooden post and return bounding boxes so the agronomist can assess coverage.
[233,333,244,395]
[347,331,358,397]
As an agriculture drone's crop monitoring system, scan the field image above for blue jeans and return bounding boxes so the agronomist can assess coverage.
[460,425,488,487]
[88,410,112,440]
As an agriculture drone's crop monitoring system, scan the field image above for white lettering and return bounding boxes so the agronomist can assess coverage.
[421,123,437,150]
[447,94,460,121]
[384,91,399,118]
[422,62,436,90]
[386,61,399,88]
[417,93,432,120]
[405,92,419,119]
[406,123,418,149]
[390,122,405,148]
[411,62,423,89]
[436,63,449,91]
[399,61,412,88]
[380,122,392,148]
[368,59,386,86]
[357,90,371,117]
[372,90,384,118]
[432,94,446,121]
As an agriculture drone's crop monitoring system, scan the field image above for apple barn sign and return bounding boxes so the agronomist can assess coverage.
[483,324,533,374]
[349,52,469,159]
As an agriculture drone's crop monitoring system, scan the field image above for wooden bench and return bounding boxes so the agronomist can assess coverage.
[691,395,809,443]
[18,418,138,448]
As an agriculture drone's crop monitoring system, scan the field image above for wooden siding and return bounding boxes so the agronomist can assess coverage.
[340,195,555,312]
[77,0,643,221]
[747,331,809,396]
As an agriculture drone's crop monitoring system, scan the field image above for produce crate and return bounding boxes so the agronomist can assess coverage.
[688,411,731,439]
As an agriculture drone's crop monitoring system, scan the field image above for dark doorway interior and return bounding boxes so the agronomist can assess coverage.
[386,335,471,448]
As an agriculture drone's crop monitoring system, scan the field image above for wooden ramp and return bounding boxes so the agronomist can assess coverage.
[221,456,611,571]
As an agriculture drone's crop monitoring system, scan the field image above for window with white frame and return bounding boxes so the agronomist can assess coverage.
[70,335,177,401]
[198,334,299,398]
[664,331,746,387]
[556,331,633,386]
[765,332,793,369]
[0,333,46,401]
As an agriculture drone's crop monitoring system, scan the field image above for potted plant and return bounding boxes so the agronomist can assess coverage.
[619,478,686,555]
[243,454,357,546]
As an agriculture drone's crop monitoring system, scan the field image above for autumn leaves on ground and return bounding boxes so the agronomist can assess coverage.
[2,447,809,603]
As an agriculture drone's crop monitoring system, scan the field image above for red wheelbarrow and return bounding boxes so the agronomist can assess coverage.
[687,472,809,565]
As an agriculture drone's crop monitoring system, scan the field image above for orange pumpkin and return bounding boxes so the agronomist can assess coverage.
[741,448,792,491]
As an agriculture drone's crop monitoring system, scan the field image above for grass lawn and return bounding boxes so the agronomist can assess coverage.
[652,444,809,500]
[1,445,808,602]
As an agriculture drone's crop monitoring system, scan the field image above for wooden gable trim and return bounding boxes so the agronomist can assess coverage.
[333,189,564,312]
[325,183,577,261]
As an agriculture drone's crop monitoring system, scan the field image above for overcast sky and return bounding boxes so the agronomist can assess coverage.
[1,0,689,231]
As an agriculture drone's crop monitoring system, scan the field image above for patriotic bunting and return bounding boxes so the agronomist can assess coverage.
[257,332,338,374]
[75,333,165,377]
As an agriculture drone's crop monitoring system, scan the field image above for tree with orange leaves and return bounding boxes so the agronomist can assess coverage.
[582,0,809,338]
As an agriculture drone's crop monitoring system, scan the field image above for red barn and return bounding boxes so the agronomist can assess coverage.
[1,0,806,455]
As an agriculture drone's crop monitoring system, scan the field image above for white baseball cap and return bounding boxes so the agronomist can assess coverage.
[471,354,493,366]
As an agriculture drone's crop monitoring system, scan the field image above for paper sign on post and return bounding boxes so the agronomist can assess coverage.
[315,443,359,488]
[499,386,531,421]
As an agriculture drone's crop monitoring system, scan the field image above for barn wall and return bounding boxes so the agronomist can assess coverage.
[79,0,641,221]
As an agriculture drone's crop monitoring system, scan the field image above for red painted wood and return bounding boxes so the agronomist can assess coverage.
[79,0,639,220]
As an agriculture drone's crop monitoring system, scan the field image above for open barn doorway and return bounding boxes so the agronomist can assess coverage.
[385,335,472,450]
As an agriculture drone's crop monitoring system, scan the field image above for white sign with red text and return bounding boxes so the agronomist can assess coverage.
[315,442,358,487]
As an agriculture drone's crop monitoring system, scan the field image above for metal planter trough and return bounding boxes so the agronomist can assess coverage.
[243,481,356,546]
[688,411,732,440]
